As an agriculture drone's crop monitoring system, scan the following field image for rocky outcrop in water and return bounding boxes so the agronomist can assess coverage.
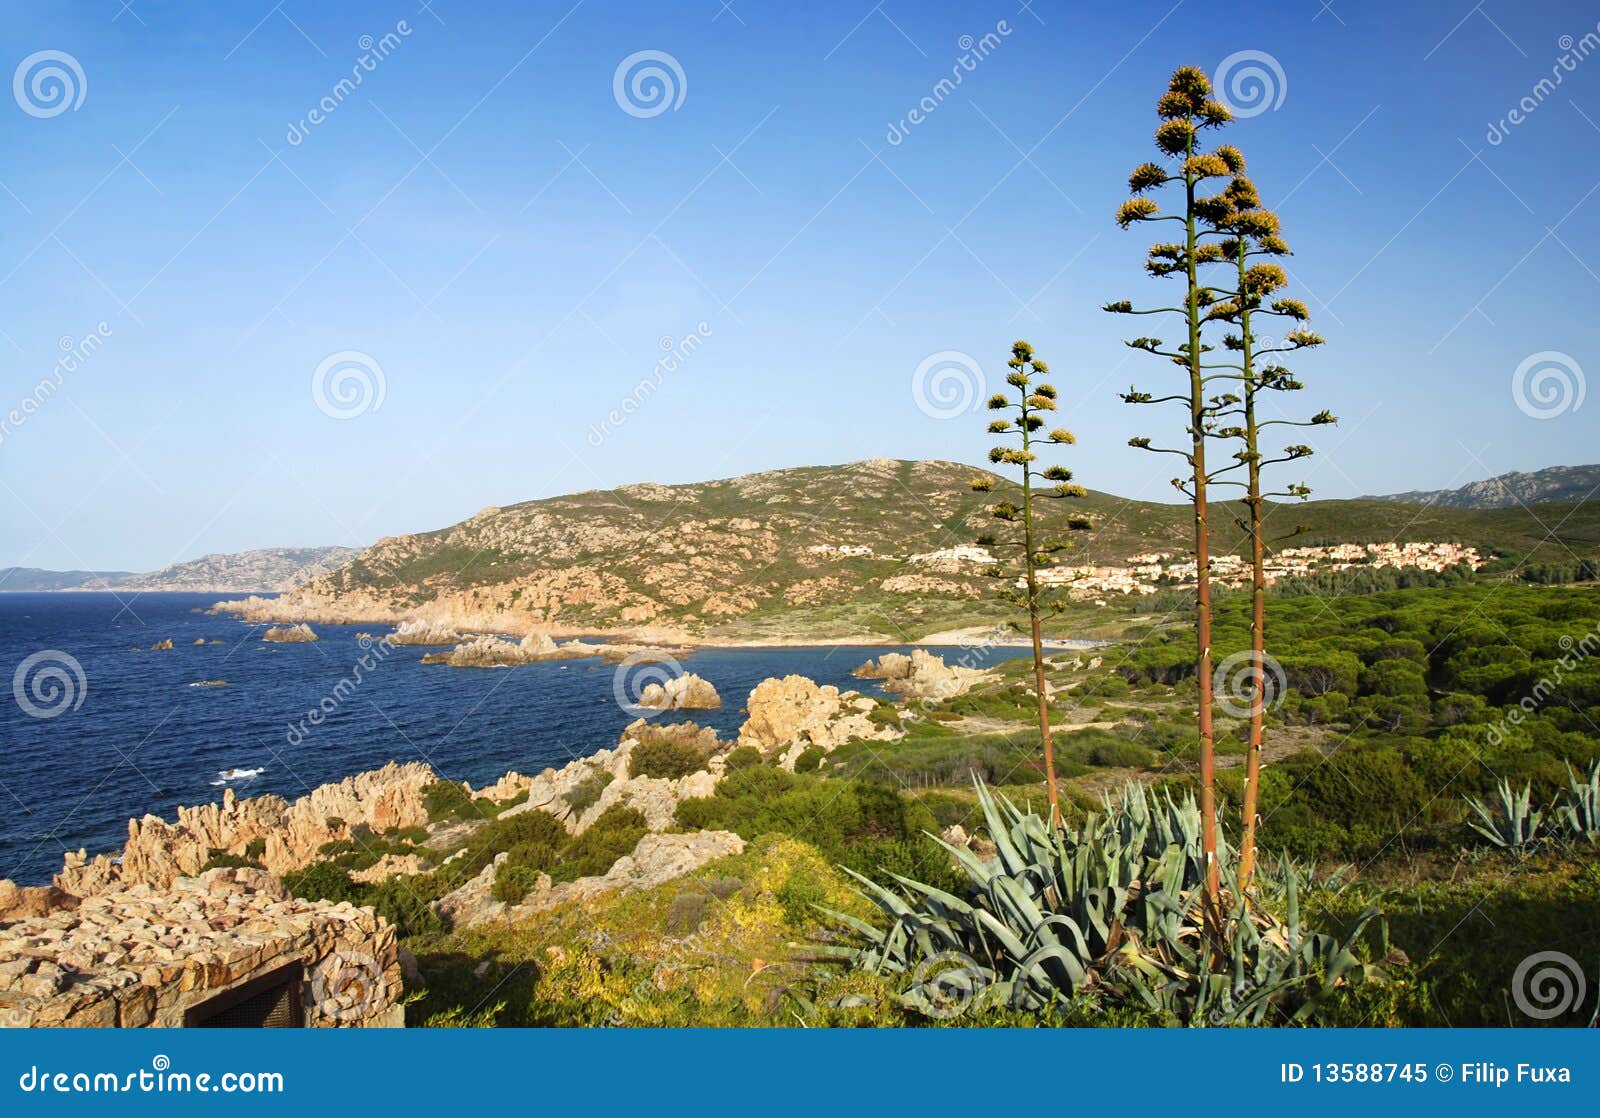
[854,649,987,703]
[637,672,721,710]
[385,619,463,646]
[263,623,318,643]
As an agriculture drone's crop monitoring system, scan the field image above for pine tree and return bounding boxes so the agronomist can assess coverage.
[1104,65,1236,906]
[971,340,1092,826]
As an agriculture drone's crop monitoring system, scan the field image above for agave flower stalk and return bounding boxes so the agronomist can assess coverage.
[1198,170,1334,894]
[971,340,1092,826]
[1105,65,1237,908]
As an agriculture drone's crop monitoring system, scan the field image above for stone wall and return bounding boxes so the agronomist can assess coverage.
[0,868,402,1029]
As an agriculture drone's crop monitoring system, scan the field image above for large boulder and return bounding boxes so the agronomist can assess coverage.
[636,672,721,711]
[854,649,987,703]
[737,675,897,770]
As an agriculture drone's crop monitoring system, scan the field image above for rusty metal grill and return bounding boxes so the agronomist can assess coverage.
[184,963,304,1028]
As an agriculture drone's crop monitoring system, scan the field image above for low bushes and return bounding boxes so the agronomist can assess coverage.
[628,739,708,781]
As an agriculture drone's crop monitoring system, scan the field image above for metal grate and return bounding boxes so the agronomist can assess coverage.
[185,963,304,1028]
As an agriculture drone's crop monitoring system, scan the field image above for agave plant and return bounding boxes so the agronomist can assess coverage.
[824,782,1385,1024]
[1555,761,1600,841]
[1464,779,1545,849]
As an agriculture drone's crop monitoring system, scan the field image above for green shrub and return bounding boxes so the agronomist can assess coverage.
[793,746,826,774]
[244,837,267,859]
[422,780,477,823]
[1087,739,1157,768]
[628,739,708,781]
[566,770,614,814]
[549,806,648,883]
[722,746,764,771]
[201,849,260,872]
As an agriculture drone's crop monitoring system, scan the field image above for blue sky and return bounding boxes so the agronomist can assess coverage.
[1,0,1597,570]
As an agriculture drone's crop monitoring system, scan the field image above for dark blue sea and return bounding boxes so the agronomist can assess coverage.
[0,592,1030,885]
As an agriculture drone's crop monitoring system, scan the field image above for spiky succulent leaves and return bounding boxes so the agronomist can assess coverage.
[829,781,1386,1022]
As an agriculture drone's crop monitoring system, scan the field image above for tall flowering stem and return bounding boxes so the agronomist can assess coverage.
[972,340,1092,827]
[1106,66,1236,910]
[1200,171,1334,895]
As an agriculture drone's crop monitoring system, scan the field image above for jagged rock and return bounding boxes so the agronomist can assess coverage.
[0,880,75,920]
[620,719,720,752]
[192,637,206,646]
[385,619,463,646]
[263,623,318,643]
[351,854,424,883]
[149,639,174,651]
[738,675,898,769]
[636,673,721,710]
[53,762,436,898]
[435,854,507,929]
[854,649,987,703]
[420,633,666,667]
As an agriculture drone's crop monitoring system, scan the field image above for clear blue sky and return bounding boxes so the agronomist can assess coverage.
[2,0,1597,571]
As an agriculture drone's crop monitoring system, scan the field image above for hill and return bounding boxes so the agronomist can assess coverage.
[227,459,1600,642]
[1,547,360,594]
[1372,464,1600,509]
[0,567,131,592]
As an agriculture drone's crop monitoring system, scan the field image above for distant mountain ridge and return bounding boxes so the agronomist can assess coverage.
[1371,465,1600,510]
[0,546,361,593]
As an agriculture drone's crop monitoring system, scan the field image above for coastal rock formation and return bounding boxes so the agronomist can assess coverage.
[637,672,721,711]
[0,868,401,1028]
[263,623,318,643]
[385,619,463,646]
[854,649,987,703]
[420,632,685,669]
[0,880,75,921]
[149,639,174,651]
[53,762,436,898]
[737,675,897,769]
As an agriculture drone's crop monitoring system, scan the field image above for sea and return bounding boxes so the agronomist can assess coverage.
[0,592,1033,886]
